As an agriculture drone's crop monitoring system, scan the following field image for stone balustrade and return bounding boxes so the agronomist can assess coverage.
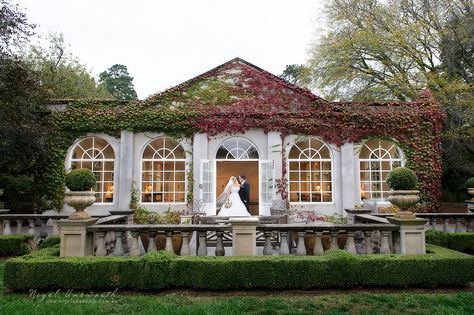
[87,224,231,257]
[84,222,399,257]
[372,213,474,233]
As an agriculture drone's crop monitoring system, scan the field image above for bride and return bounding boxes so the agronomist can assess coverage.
[216,176,250,217]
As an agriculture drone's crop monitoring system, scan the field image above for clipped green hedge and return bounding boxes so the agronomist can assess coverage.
[4,245,474,291]
[0,235,33,257]
[426,230,474,254]
[38,236,60,250]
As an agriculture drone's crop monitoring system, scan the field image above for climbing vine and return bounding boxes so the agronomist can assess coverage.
[42,60,445,210]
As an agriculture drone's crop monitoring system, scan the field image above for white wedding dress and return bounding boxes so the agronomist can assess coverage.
[217,186,250,217]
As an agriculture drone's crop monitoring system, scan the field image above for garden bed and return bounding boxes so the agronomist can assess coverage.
[4,244,474,291]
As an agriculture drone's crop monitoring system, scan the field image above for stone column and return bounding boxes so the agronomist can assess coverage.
[118,130,134,210]
[230,217,259,256]
[193,133,210,213]
[340,142,356,215]
[387,217,428,254]
[58,218,98,257]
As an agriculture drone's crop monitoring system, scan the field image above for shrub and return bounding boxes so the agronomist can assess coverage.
[38,236,60,249]
[0,235,34,257]
[386,167,418,190]
[65,168,96,191]
[4,245,474,291]
[426,230,474,254]
[133,206,181,224]
[465,177,474,188]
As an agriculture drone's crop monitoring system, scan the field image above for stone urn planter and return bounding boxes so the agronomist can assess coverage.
[64,191,96,220]
[465,177,474,201]
[386,167,419,219]
[64,168,97,220]
[388,190,420,219]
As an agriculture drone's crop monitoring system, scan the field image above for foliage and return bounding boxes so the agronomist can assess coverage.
[306,0,473,201]
[133,207,181,224]
[279,64,311,87]
[129,181,139,210]
[26,33,111,99]
[37,236,60,250]
[465,177,474,188]
[0,0,35,57]
[99,64,138,100]
[4,244,474,291]
[426,230,474,254]
[386,167,418,190]
[0,234,33,257]
[0,175,35,212]
[64,168,96,191]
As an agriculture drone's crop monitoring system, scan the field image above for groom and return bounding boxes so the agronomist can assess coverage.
[238,175,250,214]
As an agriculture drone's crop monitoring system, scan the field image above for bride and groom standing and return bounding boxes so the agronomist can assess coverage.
[217,175,251,217]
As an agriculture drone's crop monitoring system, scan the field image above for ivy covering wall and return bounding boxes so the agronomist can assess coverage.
[41,59,444,210]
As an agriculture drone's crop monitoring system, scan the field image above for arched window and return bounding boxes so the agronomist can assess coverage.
[70,137,115,203]
[216,138,259,159]
[288,138,333,203]
[141,137,186,203]
[359,139,404,201]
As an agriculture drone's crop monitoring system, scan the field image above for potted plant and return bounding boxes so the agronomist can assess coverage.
[64,168,96,220]
[386,167,419,219]
[465,177,474,201]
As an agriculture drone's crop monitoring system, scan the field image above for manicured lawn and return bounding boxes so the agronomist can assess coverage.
[0,259,473,315]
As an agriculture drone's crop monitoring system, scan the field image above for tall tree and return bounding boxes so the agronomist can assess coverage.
[26,33,111,99]
[279,64,311,87]
[99,64,138,100]
[307,0,473,200]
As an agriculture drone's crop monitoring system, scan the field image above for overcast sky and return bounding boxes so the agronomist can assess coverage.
[19,0,324,99]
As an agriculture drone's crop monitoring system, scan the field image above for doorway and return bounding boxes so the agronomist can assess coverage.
[216,160,259,215]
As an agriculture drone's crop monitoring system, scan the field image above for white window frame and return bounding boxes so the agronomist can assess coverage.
[359,140,405,202]
[287,138,334,204]
[69,137,115,204]
[140,137,187,204]
[216,137,260,160]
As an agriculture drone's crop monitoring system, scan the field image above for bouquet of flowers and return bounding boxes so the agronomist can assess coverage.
[224,198,232,208]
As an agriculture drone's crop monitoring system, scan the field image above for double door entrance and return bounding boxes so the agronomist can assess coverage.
[200,159,274,216]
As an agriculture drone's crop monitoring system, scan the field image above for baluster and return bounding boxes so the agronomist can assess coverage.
[430,217,437,230]
[215,231,225,256]
[165,232,173,252]
[4,220,11,235]
[263,231,273,255]
[279,231,290,255]
[330,231,339,249]
[197,231,207,256]
[313,231,324,256]
[364,231,373,254]
[95,232,106,256]
[113,231,124,256]
[380,231,391,254]
[296,231,307,256]
[27,219,35,235]
[443,217,450,232]
[345,231,357,254]
[0,219,3,235]
[454,217,462,233]
[105,232,111,255]
[180,231,190,256]
[130,231,141,256]
[467,218,474,233]
[147,231,157,252]
[52,219,59,236]
[16,219,23,234]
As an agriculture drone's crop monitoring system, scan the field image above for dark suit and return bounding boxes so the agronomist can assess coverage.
[239,182,250,213]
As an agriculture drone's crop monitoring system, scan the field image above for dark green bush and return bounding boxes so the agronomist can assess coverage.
[0,235,33,257]
[65,168,96,191]
[465,177,474,188]
[386,167,418,190]
[4,245,474,291]
[38,236,60,249]
[426,230,474,254]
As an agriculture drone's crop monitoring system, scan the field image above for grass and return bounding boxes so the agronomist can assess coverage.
[0,259,473,314]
